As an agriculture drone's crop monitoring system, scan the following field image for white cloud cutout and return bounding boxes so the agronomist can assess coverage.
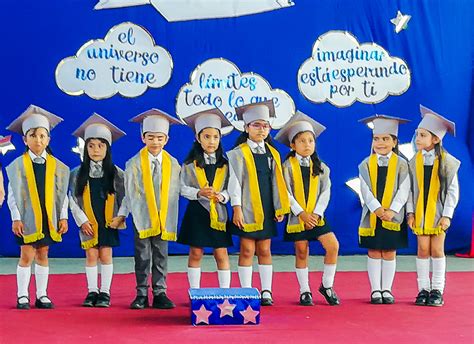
[176,58,295,132]
[94,0,149,10]
[298,31,411,107]
[55,22,173,99]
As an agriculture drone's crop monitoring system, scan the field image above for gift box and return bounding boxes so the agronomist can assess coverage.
[189,288,261,325]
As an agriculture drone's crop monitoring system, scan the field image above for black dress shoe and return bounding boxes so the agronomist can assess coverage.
[16,296,30,310]
[427,289,444,307]
[318,284,340,306]
[82,292,99,307]
[415,289,430,306]
[382,290,395,304]
[130,295,149,309]
[260,290,273,306]
[153,292,175,309]
[370,291,383,304]
[299,291,314,306]
[35,296,54,309]
[95,292,111,308]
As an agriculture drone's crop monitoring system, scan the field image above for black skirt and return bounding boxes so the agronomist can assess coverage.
[230,152,277,240]
[359,166,408,250]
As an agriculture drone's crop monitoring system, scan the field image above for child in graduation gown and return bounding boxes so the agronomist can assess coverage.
[227,100,290,306]
[275,111,340,306]
[69,114,127,307]
[357,115,410,304]
[178,108,234,289]
[6,105,70,310]
[119,109,181,310]
[407,105,460,307]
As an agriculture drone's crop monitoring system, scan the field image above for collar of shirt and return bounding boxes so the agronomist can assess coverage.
[422,149,435,157]
[422,149,435,165]
[376,151,392,166]
[148,150,163,171]
[246,139,266,153]
[89,160,104,177]
[204,152,216,164]
[295,153,310,166]
[28,149,47,163]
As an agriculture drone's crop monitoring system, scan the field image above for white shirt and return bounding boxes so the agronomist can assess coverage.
[289,153,331,217]
[89,160,103,178]
[359,151,410,214]
[7,150,69,221]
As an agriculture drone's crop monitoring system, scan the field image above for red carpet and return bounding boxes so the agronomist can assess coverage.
[0,271,472,344]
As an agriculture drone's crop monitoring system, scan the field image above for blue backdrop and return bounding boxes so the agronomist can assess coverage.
[0,0,472,257]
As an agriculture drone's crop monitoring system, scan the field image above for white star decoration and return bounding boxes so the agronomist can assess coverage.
[217,299,236,318]
[72,137,85,161]
[391,10,411,33]
[0,135,15,155]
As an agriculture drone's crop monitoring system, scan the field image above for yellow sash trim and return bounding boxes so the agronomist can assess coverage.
[266,144,291,217]
[413,151,442,235]
[138,148,176,240]
[359,153,400,237]
[287,156,325,233]
[22,153,61,243]
[194,161,227,231]
[81,183,115,250]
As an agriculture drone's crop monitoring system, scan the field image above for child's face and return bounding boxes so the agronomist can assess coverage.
[142,132,168,156]
[290,131,315,158]
[415,128,439,151]
[24,127,50,156]
[372,134,396,156]
[246,120,271,142]
[198,127,220,154]
[86,138,107,162]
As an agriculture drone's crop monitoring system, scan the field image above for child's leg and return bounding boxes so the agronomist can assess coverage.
[188,247,203,288]
[99,247,113,295]
[133,233,152,297]
[294,240,310,294]
[213,248,231,288]
[85,247,99,293]
[17,246,35,304]
[430,233,446,293]
[367,250,382,298]
[318,233,339,288]
[256,239,273,298]
[416,235,431,292]
[381,250,396,302]
[34,246,50,299]
[238,238,255,288]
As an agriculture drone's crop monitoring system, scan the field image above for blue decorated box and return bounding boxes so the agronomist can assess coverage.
[189,288,261,326]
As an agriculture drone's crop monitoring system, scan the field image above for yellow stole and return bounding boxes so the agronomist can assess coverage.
[139,147,174,240]
[359,153,400,237]
[22,152,61,243]
[287,156,325,233]
[240,143,290,232]
[194,161,227,231]
[413,151,442,235]
[81,183,115,249]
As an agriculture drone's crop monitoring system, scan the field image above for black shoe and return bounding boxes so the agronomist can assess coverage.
[35,296,54,309]
[153,292,175,309]
[130,295,149,309]
[382,290,395,304]
[95,292,111,308]
[427,289,444,307]
[318,284,340,306]
[82,292,99,307]
[261,290,273,306]
[16,296,30,310]
[415,290,430,306]
[370,291,383,304]
[299,291,314,306]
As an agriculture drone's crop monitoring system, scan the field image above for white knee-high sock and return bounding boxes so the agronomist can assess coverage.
[258,264,273,292]
[35,264,49,299]
[238,266,253,288]
[100,264,113,294]
[416,258,431,292]
[217,270,231,288]
[367,257,382,293]
[85,265,98,293]
[296,267,310,294]
[431,257,446,293]
[187,267,201,288]
[17,265,31,300]
[322,264,337,288]
[381,259,396,292]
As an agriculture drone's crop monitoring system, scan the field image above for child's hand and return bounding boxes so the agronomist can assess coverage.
[381,209,395,222]
[232,206,245,229]
[58,219,68,234]
[198,186,215,199]
[275,214,284,222]
[109,216,125,229]
[211,193,224,203]
[298,212,318,228]
[81,221,94,236]
[407,213,415,229]
[374,207,385,218]
[438,217,451,231]
[12,220,24,237]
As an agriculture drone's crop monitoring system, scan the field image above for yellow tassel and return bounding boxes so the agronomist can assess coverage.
[382,221,401,231]
[359,227,376,237]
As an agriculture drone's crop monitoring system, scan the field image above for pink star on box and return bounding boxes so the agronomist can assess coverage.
[217,299,236,318]
[239,305,259,324]
[193,304,213,325]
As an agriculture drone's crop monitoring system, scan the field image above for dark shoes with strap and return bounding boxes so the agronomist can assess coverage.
[299,291,314,306]
[427,289,444,307]
[261,290,273,306]
[319,284,340,306]
[370,290,383,304]
[35,295,54,309]
[381,290,395,304]
[415,289,430,306]
[83,292,99,307]
[16,296,30,310]
[95,292,111,308]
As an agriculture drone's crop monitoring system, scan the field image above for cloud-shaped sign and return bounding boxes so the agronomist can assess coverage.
[298,31,411,107]
[94,0,294,22]
[176,58,295,132]
[55,22,173,99]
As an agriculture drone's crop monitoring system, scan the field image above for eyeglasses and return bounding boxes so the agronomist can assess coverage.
[248,122,271,130]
